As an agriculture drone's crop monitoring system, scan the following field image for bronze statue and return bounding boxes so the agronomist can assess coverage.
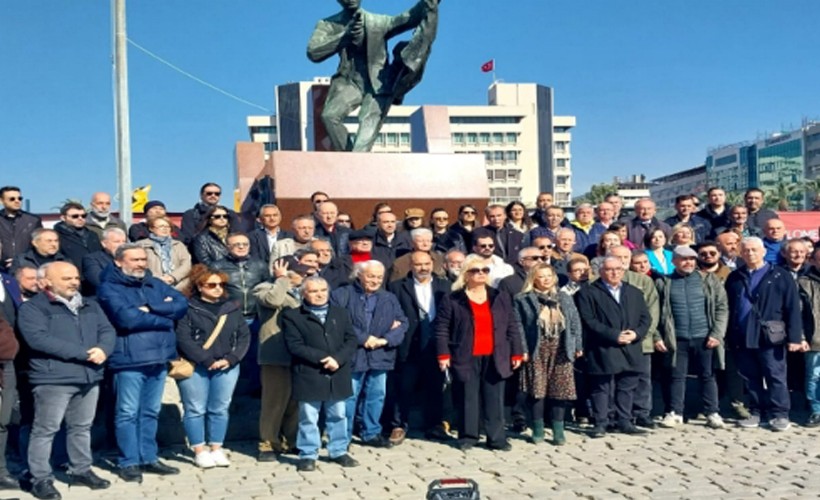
[307,0,441,152]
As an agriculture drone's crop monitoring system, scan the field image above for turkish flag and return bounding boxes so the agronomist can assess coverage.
[481,59,494,73]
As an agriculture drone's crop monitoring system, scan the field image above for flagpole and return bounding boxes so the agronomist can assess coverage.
[113,0,133,225]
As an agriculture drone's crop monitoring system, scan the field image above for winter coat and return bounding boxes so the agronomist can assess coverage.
[574,280,650,376]
[248,228,293,264]
[655,271,728,369]
[622,270,660,354]
[514,290,582,362]
[798,267,820,351]
[17,293,114,385]
[387,276,451,362]
[136,238,192,292]
[180,203,241,246]
[53,222,102,274]
[497,264,526,298]
[371,231,412,271]
[212,255,270,317]
[319,257,353,290]
[663,214,713,244]
[0,210,42,271]
[175,297,250,368]
[81,251,114,296]
[282,304,358,402]
[85,215,127,240]
[440,223,474,254]
[626,217,672,250]
[313,220,351,257]
[97,265,188,370]
[11,250,67,274]
[192,230,230,266]
[389,251,446,282]
[725,264,802,349]
[129,221,181,242]
[481,225,524,265]
[254,277,300,366]
[330,282,408,372]
[434,287,524,383]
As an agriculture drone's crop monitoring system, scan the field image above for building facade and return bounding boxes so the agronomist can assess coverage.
[246,80,576,207]
[649,166,707,209]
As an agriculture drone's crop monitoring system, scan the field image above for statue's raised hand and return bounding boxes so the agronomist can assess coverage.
[348,11,364,47]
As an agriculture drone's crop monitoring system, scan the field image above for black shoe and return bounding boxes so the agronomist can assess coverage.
[635,416,658,429]
[618,423,648,435]
[257,450,278,462]
[31,479,61,500]
[588,425,606,438]
[456,439,475,451]
[296,459,316,472]
[510,421,528,433]
[806,414,820,428]
[361,435,393,448]
[117,466,143,483]
[142,461,180,475]
[486,440,512,452]
[0,474,18,490]
[68,470,110,490]
[329,454,359,467]
[424,427,452,441]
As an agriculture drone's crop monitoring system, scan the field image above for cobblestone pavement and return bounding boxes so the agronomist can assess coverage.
[12,415,820,500]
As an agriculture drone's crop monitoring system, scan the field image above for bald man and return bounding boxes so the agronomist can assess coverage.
[86,192,127,240]
[18,262,115,497]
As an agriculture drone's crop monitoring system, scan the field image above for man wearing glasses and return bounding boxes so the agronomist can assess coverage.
[498,247,549,298]
[468,231,513,288]
[696,241,731,281]
[53,202,102,278]
[180,183,240,246]
[0,186,42,272]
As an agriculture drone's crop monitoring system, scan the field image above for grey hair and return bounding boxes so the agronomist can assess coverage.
[410,228,433,240]
[31,228,57,243]
[600,255,625,270]
[298,275,328,297]
[575,203,594,212]
[102,227,127,241]
[517,246,539,262]
[114,243,146,261]
[36,263,51,280]
[351,260,385,281]
[740,236,764,250]
[556,227,576,239]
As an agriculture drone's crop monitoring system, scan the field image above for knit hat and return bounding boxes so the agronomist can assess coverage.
[143,200,166,213]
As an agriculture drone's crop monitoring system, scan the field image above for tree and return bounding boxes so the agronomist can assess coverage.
[574,183,619,206]
[764,181,802,211]
[725,190,745,208]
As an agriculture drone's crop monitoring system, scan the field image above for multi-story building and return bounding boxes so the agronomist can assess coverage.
[649,165,708,209]
[705,142,755,194]
[614,174,654,210]
[246,79,576,207]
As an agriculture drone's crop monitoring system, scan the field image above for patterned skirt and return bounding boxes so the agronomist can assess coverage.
[520,333,576,401]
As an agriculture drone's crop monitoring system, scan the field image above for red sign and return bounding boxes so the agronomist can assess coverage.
[778,212,820,241]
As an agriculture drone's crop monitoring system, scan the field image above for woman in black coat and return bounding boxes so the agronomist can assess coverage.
[191,205,233,266]
[435,255,524,451]
[175,264,250,469]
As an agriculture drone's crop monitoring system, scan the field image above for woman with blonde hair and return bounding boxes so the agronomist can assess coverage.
[136,216,192,291]
[435,255,524,451]
[670,223,696,247]
[514,263,582,445]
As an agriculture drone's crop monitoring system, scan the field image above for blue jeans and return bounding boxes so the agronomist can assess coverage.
[177,364,240,447]
[346,370,387,441]
[114,364,167,467]
[297,400,348,460]
[806,352,820,414]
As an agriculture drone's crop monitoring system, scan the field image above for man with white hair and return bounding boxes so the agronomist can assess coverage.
[571,203,605,256]
[725,237,804,431]
[314,201,350,257]
[627,198,672,250]
[389,228,445,282]
[331,260,407,448]
[82,227,127,296]
[86,192,127,240]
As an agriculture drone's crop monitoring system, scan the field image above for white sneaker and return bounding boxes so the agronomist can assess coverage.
[706,413,726,429]
[210,448,231,467]
[194,451,216,469]
[659,412,683,428]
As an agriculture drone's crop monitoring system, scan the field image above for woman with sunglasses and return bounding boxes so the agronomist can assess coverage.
[192,205,233,266]
[135,216,192,291]
[514,264,582,445]
[440,204,479,254]
[435,255,524,451]
[175,264,250,469]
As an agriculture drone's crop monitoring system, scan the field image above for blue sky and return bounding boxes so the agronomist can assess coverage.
[2,1,819,213]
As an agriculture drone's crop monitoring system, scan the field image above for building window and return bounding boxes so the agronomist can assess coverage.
[507,169,520,182]
[386,133,398,146]
[452,132,464,144]
[505,151,518,163]
[493,151,504,163]
[556,175,568,187]
[374,133,385,146]
[486,171,494,181]
[492,132,503,143]
[556,158,566,167]
[484,151,493,163]
[506,132,518,145]
[492,188,508,198]
[400,133,410,145]
[451,116,521,124]
[508,187,522,198]
[494,169,505,181]
[479,132,491,144]
[555,142,567,153]
[467,133,478,145]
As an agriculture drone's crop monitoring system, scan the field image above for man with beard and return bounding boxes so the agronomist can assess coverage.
[97,245,188,483]
[716,231,742,271]
[0,186,42,272]
[696,241,731,281]
[53,202,102,277]
[85,192,127,240]
[180,183,241,245]
[310,238,351,289]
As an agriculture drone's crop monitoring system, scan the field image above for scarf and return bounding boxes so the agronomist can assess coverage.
[209,226,229,243]
[305,302,330,324]
[88,208,109,227]
[48,291,83,316]
[535,290,564,338]
[148,234,174,274]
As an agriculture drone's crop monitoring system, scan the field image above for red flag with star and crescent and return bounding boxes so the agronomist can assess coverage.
[481,59,494,73]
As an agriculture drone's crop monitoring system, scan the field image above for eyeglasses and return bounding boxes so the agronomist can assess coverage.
[210,214,229,220]
[433,216,449,221]
[537,245,554,250]
[204,191,221,196]
[477,243,495,249]
[66,213,86,219]
[699,251,718,257]
[602,268,624,273]
[523,256,548,261]
[229,242,250,248]
[5,196,22,202]
[466,267,491,275]
[152,225,171,230]
[337,219,351,224]
[201,282,226,289]
[461,211,476,215]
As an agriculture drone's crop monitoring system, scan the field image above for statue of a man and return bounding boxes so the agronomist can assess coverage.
[308,0,440,152]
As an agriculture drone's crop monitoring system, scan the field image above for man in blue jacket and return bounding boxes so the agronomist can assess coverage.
[331,260,407,448]
[97,244,188,483]
[18,262,115,499]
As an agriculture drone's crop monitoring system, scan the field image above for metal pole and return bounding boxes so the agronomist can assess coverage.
[113,0,132,224]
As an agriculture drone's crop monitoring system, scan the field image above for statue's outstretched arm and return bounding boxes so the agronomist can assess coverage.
[307,20,348,63]
[385,0,438,39]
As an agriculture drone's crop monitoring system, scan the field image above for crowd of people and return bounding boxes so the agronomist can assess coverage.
[0,183,818,499]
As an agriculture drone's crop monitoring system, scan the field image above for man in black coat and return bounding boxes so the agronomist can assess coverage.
[248,204,292,264]
[483,204,524,265]
[81,227,127,297]
[12,229,67,273]
[311,239,351,290]
[180,183,241,246]
[0,186,42,272]
[53,202,102,277]
[282,275,359,472]
[386,251,451,444]
[575,256,651,437]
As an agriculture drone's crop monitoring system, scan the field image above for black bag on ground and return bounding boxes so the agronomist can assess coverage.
[427,478,480,500]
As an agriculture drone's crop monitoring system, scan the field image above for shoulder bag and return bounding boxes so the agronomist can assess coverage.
[168,314,228,380]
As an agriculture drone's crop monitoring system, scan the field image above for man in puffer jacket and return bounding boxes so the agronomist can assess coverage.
[97,244,187,484]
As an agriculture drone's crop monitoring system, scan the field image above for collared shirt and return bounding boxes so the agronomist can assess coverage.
[265,228,280,252]
[413,277,436,321]
[604,282,622,303]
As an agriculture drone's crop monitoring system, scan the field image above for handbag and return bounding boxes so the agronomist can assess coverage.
[168,314,228,380]
[744,275,787,346]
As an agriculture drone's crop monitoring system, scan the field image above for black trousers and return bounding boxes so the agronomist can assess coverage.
[632,353,653,419]
[504,368,527,427]
[669,338,719,415]
[590,372,640,428]
[453,356,506,446]
[386,351,444,432]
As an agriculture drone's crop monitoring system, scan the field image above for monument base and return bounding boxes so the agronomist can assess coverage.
[236,148,489,225]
